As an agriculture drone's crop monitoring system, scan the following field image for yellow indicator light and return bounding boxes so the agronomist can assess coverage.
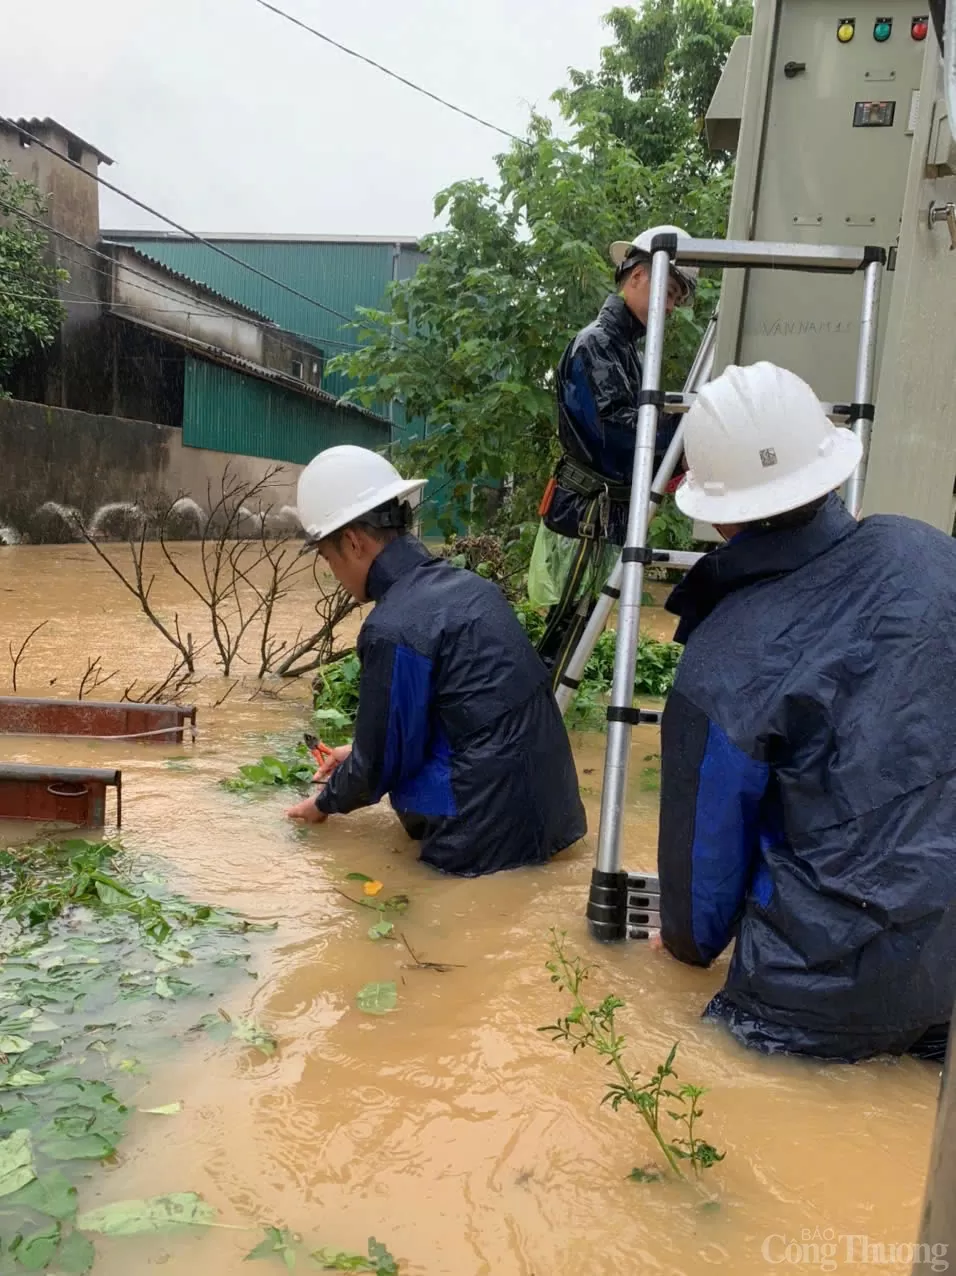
[837,20,856,41]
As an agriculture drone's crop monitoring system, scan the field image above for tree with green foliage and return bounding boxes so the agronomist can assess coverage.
[0,162,66,394]
[555,0,753,165]
[332,0,752,536]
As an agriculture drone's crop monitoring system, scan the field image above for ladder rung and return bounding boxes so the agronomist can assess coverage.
[671,237,880,273]
[662,393,852,422]
[627,872,659,893]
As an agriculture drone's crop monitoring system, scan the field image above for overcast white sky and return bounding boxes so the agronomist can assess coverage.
[3,0,613,237]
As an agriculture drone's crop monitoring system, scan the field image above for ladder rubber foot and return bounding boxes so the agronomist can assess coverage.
[586,868,628,942]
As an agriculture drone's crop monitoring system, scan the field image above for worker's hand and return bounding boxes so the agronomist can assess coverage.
[312,744,352,784]
[287,796,329,824]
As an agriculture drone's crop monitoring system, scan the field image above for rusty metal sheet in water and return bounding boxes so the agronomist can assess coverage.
[0,696,195,743]
[0,763,122,827]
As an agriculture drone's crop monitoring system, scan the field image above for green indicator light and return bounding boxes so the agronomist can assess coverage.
[873,17,892,39]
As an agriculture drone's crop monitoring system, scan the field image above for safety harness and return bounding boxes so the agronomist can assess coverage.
[536,454,631,688]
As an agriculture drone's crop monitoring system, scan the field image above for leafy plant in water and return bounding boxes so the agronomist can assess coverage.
[196,1009,278,1057]
[540,930,724,1182]
[0,837,278,1262]
[312,654,361,743]
[223,744,316,794]
[245,1225,300,1268]
[356,983,398,1016]
[313,1237,398,1273]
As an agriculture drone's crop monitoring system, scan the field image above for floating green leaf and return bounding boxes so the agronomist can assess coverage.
[2,1070,46,1088]
[245,1225,298,1268]
[356,983,397,1016]
[56,1229,96,1273]
[154,976,175,1000]
[139,1102,182,1116]
[76,1191,218,1235]
[0,1128,35,1197]
[40,1133,114,1161]
[6,1168,77,1220]
[312,1251,371,1271]
[345,873,374,884]
[94,880,133,908]
[368,1239,398,1275]
[367,920,394,941]
[0,1035,33,1054]
[13,1222,60,1270]
[312,1237,398,1274]
[232,1019,277,1057]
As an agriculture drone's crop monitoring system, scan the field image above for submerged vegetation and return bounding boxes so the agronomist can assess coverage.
[541,931,724,1184]
[0,839,407,1271]
[0,837,279,1272]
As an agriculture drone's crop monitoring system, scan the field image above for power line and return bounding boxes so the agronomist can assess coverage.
[254,0,524,146]
[0,199,363,353]
[2,117,361,328]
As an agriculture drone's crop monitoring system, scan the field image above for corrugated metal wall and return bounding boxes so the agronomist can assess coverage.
[112,237,458,533]
[113,239,400,399]
[182,359,387,465]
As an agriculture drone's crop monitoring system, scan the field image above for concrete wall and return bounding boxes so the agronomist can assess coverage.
[111,247,265,365]
[0,120,108,412]
[0,398,302,544]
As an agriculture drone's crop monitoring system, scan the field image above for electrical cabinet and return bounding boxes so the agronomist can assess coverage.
[709,0,929,402]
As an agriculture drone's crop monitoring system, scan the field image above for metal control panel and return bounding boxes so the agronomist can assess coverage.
[711,0,929,403]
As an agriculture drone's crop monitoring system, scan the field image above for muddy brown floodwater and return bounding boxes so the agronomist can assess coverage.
[0,545,943,1275]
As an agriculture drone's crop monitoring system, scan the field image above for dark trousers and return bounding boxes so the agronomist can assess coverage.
[396,811,437,842]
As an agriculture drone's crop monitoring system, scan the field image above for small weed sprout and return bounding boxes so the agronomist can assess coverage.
[540,929,724,1183]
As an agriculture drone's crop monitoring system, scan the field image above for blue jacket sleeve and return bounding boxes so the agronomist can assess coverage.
[658,689,769,966]
[575,330,641,437]
[316,632,433,816]
[568,333,679,469]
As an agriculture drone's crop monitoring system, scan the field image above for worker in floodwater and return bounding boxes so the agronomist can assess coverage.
[654,361,956,1063]
[286,445,586,876]
[529,224,698,688]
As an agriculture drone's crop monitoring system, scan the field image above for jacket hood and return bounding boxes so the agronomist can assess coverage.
[665,494,859,643]
[366,535,432,602]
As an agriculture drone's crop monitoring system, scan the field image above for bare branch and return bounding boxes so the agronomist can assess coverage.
[77,656,118,701]
[212,680,240,709]
[8,621,48,693]
[70,512,196,672]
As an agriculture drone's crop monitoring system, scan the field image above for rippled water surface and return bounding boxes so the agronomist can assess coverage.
[0,545,940,1274]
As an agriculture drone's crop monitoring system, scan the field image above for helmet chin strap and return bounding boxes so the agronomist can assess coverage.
[364,499,412,531]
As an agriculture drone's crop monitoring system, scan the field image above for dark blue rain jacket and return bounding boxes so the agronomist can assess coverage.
[316,537,587,875]
[658,495,956,1061]
[545,295,679,545]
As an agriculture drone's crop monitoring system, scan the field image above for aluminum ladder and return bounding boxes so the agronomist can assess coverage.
[578,234,884,941]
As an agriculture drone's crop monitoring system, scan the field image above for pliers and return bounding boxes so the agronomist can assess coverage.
[303,732,336,774]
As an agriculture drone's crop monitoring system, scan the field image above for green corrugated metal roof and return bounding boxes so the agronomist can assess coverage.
[108,236,461,529]
[103,236,426,399]
[182,358,387,466]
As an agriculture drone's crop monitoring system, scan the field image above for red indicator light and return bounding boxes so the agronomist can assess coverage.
[911,15,928,38]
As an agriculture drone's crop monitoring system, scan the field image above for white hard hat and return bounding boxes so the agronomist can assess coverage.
[296,445,427,544]
[608,225,698,301]
[674,362,863,525]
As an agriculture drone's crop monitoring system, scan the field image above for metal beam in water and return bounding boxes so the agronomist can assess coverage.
[914,1017,956,1268]
[0,698,196,744]
[0,764,122,827]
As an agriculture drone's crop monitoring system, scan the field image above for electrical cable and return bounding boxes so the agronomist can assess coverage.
[253,0,524,145]
[0,200,364,353]
[1,117,362,327]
